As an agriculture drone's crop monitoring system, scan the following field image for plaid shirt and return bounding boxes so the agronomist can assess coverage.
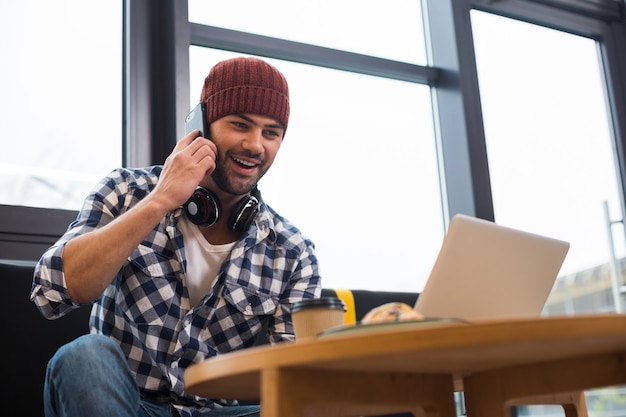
[31,166,321,417]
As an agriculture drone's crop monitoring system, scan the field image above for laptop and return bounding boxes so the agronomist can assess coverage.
[414,214,570,321]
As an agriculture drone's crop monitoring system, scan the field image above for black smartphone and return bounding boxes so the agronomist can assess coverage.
[185,102,209,138]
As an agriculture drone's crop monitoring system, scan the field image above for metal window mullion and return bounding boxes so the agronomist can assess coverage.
[189,23,438,85]
[125,0,189,167]
[471,0,614,38]
[423,0,493,227]
[598,21,626,243]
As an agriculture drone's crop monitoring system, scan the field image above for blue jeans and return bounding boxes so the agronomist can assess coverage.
[44,334,260,417]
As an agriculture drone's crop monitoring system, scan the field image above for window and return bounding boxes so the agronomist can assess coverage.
[189,47,443,292]
[471,10,626,314]
[0,0,123,211]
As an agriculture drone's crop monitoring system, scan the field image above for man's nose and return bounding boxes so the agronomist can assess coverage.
[242,130,263,153]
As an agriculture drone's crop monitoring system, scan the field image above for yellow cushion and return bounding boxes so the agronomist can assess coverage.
[333,289,356,325]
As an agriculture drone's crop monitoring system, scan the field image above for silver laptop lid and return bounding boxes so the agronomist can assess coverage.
[414,214,570,320]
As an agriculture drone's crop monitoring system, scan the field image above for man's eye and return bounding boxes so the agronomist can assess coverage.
[264,130,281,138]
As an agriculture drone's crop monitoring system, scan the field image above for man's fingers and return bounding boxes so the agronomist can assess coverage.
[175,130,202,150]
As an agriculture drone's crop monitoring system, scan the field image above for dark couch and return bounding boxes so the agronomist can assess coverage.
[4,259,91,416]
[4,259,424,416]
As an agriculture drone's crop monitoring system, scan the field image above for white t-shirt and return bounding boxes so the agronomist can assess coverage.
[178,216,236,306]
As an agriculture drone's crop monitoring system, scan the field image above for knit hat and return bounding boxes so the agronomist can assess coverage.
[200,57,290,134]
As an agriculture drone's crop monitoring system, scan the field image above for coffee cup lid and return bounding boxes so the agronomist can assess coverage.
[292,297,347,313]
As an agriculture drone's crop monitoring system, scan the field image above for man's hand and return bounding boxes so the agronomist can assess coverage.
[151,130,217,212]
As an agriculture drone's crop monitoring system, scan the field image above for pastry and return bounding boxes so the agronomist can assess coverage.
[361,302,424,324]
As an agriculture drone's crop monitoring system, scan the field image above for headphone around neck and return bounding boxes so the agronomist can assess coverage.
[183,186,261,232]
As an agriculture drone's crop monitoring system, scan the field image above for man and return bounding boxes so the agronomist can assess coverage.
[31,56,321,417]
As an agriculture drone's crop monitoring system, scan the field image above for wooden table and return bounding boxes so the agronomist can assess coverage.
[184,314,626,417]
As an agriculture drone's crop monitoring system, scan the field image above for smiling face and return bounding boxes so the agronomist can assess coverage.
[207,113,284,196]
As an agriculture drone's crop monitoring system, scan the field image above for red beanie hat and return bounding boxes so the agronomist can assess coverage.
[200,57,290,134]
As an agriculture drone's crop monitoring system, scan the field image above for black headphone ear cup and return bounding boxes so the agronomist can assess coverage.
[183,187,221,227]
[228,195,260,232]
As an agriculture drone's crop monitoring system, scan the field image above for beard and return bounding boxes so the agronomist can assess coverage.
[211,152,269,196]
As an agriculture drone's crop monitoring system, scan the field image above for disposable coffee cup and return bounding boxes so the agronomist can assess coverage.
[291,297,347,341]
